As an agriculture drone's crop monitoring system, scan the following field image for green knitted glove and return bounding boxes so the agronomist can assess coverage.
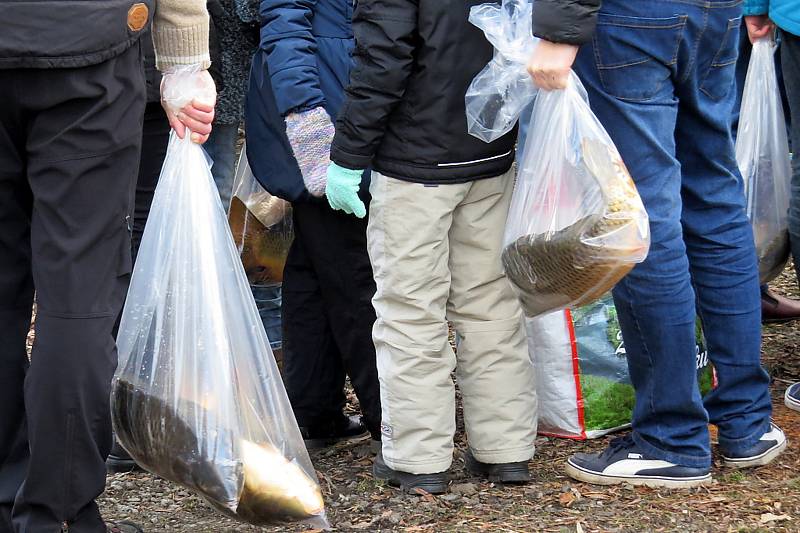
[326,162,366,218]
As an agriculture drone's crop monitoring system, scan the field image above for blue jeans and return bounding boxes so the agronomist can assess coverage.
[202,122,238,210]
[252,283,283,352]
[574,0,771,468]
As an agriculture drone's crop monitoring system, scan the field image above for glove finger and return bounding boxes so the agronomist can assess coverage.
[353,199,367,219]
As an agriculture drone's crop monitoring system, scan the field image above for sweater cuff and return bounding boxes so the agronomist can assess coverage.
[153,22,211,71]
[743,0,769,16]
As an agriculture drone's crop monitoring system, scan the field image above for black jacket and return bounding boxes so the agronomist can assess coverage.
[0,0,155,69]
[330,0,518,184]
[532,0,602,45]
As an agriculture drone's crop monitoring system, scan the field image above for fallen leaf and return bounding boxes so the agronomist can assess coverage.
[559,492,576,507]
[760,513,791,524]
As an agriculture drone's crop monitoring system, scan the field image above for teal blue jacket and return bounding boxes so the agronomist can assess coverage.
[744,0,800,37]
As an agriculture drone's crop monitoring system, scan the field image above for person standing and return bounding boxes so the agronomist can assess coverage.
[325,0,538,494]
[528,0,786,487]
[0,2,214,531]
[245,0,382,449]
[744,0,800,411]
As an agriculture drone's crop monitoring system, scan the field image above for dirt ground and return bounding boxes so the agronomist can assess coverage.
[96,267,800,533]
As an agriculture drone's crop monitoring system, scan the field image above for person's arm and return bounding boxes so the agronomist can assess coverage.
[153,0,216,143]
[743,0,774,43]
[330,0,419,171]
[260,0,325,115]
[527,0,601,90]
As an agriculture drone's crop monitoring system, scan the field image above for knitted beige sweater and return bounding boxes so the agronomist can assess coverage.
[153,0,211,70]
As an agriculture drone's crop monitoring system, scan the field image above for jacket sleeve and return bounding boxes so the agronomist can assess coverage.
[259,0,326,116]
[532,0,602,45]
[153,0,211,70]
[743,0,769,16]
[330,0,419,171]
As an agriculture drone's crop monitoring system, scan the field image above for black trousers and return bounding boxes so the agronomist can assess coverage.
[131,102,170,261]
[282,201,382,438]
[0,45,144,533]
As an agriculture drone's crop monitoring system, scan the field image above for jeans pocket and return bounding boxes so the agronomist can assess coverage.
[593,13,687,102]
[699,17,742,101]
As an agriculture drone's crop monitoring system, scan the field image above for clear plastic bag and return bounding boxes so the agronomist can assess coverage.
[466,0,539,142]
[736,39,792,284]
[502,74,650,318]
[228,143,294,285]
[113,126,326,528]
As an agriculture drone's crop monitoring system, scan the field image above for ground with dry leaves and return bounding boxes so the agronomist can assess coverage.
[93,268,800,533]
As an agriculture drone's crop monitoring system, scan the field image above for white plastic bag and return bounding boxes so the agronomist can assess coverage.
[736,39,792,284]
[466,0,538,142]
[113,122,326,526]
[228,143,293,285]
[501,74,650,317]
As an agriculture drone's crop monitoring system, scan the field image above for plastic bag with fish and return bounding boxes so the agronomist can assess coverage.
[228,143,293,286]
[502,73,650,317]
[465,0,539,142]
[113,67,327,528]
[735,39,792,284]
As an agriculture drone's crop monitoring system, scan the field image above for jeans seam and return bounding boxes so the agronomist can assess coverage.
[718,418,772,451]
[681,6,709,84]
[632,431,711,468]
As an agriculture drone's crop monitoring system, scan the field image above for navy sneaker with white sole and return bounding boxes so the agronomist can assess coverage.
[785,383,800,413]
[720,422,787,469]
[565,435,711,488]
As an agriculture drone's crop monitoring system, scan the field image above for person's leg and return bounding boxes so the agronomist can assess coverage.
[203,123,238,211]
[571,0,711,471]
[11,45,143,533]
[131,102,170,262]
[446,169,536,470]
[782,32,800,284]
[281,205,348,432]
[675,16,773,458]
[0,71,34,533]
[368,172,467,476]
[296,200,382,440]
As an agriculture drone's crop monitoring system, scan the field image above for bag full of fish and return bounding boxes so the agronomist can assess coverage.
[112,66,327,529]
[501,73,650,317]
[735,39,792,284]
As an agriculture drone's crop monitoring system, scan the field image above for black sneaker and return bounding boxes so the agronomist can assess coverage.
[785,383,800,413]
[565,435,711,488]
[106,440,142,474]
[464,451,530,483]
[299,415,369,449]
[720,422,787,469]
[373,451,448,494]
[107,521,144,533]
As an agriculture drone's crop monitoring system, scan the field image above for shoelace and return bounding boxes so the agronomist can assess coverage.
[600,434,637,460]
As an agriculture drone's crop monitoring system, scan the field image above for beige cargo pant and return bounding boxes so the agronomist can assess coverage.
[367,168,537,475]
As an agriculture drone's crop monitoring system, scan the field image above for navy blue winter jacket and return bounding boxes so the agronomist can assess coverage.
[245,0,368,203]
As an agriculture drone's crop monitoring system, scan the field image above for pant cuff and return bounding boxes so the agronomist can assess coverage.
[631,431,711,469]
[383,454,453,475]
[717,417,772,455]
[470,443,535,464]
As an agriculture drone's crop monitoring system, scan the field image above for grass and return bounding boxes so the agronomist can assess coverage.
[580,374,636,431]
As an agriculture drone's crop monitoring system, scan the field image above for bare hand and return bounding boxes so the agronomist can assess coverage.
[744,15,775,43]
[160,68,216,144]
[527,39,579,91]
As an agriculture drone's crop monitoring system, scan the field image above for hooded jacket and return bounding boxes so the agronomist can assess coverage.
[245,0,367,203]
[744,0,800,36]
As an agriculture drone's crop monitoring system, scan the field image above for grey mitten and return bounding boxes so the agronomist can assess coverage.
[285,107,335,197]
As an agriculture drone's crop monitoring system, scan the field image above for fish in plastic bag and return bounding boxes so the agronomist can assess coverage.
[465,0,538,142]
[735,39,792,284]
[112,66,327,528]
[228,143,293,286]
[501,74,650,317]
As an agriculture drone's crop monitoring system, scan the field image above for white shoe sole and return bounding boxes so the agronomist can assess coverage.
[784,388,800,413]
[565,461,712,489]
[721,438,787,469]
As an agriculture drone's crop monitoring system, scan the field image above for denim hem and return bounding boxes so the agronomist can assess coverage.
[631,431,711,469]
[717,417,772,455]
